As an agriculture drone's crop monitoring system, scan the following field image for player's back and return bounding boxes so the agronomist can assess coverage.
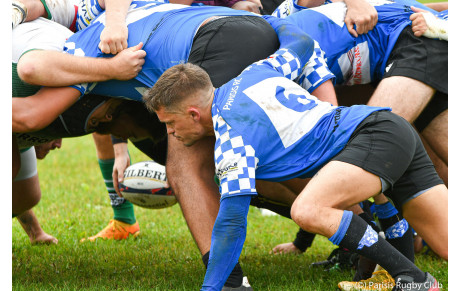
[66,1,257,101]
[213,55,386,181]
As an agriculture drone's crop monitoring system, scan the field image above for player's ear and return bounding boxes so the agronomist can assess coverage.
[188,107,201,122]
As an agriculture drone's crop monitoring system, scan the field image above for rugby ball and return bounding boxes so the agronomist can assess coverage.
[120,161,177,209]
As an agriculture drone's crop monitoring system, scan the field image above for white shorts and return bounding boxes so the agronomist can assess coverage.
[14,147,38,182]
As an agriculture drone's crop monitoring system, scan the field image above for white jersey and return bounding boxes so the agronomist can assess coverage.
[12,17,73,62]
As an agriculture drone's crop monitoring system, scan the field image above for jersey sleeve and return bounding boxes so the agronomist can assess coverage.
[271,0,307,19]
[76,0,104,32]
[214,115,258,199]
[296,40,335,93]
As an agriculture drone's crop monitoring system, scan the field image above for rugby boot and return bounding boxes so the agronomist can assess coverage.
[80,219,140,242]
[222,276,253,291]
[338,267,395,291]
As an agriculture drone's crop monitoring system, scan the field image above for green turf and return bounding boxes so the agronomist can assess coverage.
[12,135,448,290]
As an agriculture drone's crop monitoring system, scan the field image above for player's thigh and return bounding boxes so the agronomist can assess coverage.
[13,175,41,215]
[13,148,41,214]
[293,160,381,211]
[422,109,448,164]
[401,184,448,260]
[368,76,434,123]
[13,135,20,179]
[256,180,297,205]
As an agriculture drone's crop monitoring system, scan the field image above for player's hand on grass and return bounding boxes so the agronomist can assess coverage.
[111,42,146,80]
[344,0,378,37]
[99,22,129,54]
[271,242,303,255]
[113,143,131,197]
[30,231,58,245]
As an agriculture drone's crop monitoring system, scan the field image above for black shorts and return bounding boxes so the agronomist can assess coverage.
[332,110,443,211]
[189,15,279,87]
[383,26,448,94]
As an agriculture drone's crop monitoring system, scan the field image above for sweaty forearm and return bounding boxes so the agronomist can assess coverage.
[17,50,119,86]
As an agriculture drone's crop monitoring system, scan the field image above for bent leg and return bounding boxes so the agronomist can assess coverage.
[13,136,20,180]
[422,109,448,165]
[291,161,381,236]
[13,175,41,216]
[401,185,448,260]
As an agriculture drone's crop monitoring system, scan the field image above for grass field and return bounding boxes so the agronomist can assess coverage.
[12,135,448,290]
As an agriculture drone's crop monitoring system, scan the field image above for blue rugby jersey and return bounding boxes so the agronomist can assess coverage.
[65,1,257,101]
[286,0,416,86]
[211,47,388,199]
[274,0,446,87]
[202,27,388,289]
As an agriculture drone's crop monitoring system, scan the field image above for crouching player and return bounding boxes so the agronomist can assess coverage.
[143,16,446,290]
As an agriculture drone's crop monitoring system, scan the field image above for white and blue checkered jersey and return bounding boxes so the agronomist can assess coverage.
[211,48,388,198]
[64,1,257,101]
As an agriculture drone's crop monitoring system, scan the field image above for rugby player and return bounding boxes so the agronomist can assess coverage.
[144,15,446,290]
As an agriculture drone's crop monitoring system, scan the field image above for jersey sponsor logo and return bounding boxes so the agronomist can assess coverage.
[15,133,54,148]
[338,41,371,85]
[243,77,334,148]
[216,162,239,179]
[222,78,242,111]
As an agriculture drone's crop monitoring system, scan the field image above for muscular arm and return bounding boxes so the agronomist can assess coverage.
[97,0,132,54]
[424,2,447,12]
[17,43,145,86]
[13,86,81,132]
[311,79,338,106]
[201,195,252,291]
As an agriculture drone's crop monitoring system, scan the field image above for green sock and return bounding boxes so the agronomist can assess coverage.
[98,158,136,225]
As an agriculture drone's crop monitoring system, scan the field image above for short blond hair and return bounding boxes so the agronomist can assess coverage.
[143,63,212,113]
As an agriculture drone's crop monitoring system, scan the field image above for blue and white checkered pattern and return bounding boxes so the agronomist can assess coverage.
[265,49,302,81]
[76,0,104,32]
[297,40,335,93]
[357,225,379,250]
[213,113,258,197]
[385,219,409,239]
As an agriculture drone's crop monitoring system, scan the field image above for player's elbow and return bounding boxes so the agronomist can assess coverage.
[17,60,39,85]
[13,110,43,133]
[17,53,42,85]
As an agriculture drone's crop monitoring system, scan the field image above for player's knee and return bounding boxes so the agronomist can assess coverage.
[290,202,317,232]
